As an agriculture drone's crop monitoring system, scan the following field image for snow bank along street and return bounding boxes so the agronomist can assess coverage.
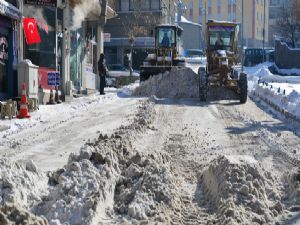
[2,66,300,224]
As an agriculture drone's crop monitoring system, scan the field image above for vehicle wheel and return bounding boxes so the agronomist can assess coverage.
[199,67,207,102]
[140,71,146,82]
[232,70,239,79]
[239,72,247,104]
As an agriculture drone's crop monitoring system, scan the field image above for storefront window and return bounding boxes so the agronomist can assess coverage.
[0,16,10,94]
[0,34,8,93]
[23,6,57,69]
[85,22,98,74]
[70,28,83,88]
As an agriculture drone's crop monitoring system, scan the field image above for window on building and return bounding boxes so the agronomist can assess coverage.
[199,0,203,7]
[129,0,138,11]
[217,0,221,7]
[141,0,150,10]
[189,0,193,19]
[120,0,130,11]
[233,11,236,21]
[151,0,160,10]
[208,0,211,7]
[198,16,202,23]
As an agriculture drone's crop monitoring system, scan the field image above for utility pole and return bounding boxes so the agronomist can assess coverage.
[205,0,207,24]
[177,0,182,22]
[263,0,266,62]
[242,0,244,72]
[62,0,71,98]
[168,0,171,23]
[18,0,23,61]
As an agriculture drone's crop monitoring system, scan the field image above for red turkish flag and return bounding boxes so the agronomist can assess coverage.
[23,18,41,45]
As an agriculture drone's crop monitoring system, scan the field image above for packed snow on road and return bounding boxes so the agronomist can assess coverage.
[2,65,300,225]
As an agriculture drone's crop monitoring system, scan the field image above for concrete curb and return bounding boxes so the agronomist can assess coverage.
[251,92,300,123]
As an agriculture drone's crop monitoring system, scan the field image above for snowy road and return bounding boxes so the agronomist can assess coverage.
[2,68,300,224]
[132,97,300,224]
[0,93,141,171]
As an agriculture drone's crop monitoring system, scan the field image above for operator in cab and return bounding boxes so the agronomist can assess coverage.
[161,32,170,47]
[215,32,224,50]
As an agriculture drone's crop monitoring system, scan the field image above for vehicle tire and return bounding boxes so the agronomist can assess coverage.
[239,72,247,104]
[140,71,146,83]
[199,67,207,102]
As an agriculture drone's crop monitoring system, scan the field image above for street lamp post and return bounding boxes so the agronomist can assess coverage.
[232,0,245,71]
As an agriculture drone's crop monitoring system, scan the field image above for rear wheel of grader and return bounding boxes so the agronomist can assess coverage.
[239,72,248,104]
[199,67,207,102]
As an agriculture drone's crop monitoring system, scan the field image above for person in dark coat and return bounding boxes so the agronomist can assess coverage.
[98,53,107,95]
[161,32,170,47]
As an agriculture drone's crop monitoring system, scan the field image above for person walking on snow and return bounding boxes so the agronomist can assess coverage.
[98,53,107,95]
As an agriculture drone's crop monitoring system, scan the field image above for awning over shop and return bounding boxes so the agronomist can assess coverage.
[0,0,22,20]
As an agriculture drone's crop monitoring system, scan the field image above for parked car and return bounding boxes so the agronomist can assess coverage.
[244,48,275,66]
[107,64,139,77]
[184,49,206,64]
[244,48,263,66]
[265,49,274,62]
[106,64,139,88]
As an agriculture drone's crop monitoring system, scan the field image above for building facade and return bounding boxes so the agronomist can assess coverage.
[292,0,300,22]
[269,0,292,46]
[0,0,22,100]
[21,0,115,99]
[181,0,269,47]
[104,0,176,70]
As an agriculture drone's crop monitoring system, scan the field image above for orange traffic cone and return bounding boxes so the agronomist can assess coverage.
[17,83,31,119]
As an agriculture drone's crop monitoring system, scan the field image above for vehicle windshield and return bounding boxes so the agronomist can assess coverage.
[108,65,126,71]
[208,25,235,50]
[156,28,175,48]
[185,50,204,57]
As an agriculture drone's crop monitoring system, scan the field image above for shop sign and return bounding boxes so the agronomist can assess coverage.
[48,72,60,86]
[25,0,57,7]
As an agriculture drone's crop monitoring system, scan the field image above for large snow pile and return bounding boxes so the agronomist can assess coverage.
[36,100,177,224]
[114,152,177,221]
[134,67,199,98]
[0,100,178,224]
[282,168,300,208]
[251,83,300,118]
[201,155,283,225]
[0,159,48,208]
[0,159,48,224]
[0,203,49,225]
[246,63,300,119]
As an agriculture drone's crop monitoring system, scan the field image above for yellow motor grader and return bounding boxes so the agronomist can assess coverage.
[140,24,186,82]
[199,20,247,103]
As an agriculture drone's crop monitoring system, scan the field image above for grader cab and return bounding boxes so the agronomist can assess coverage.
[140,24,186,82]
[199,20,247,103]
